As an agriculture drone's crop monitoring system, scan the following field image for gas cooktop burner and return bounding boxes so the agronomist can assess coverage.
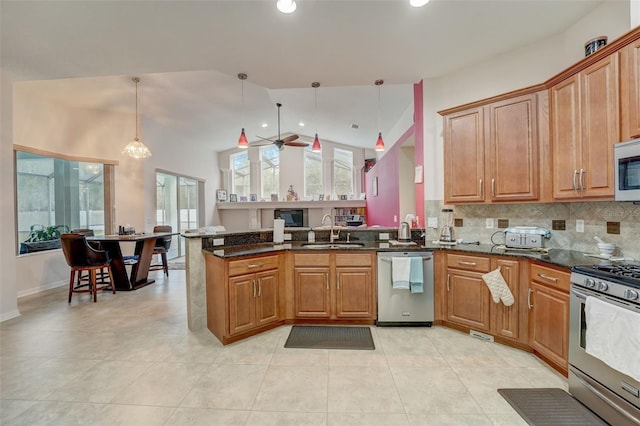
[573,263,640,287]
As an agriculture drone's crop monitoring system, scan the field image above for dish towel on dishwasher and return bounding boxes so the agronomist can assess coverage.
[409,257,424,294]
[481,267,514,306]
[585,296,640,382]
[391,257,411,290]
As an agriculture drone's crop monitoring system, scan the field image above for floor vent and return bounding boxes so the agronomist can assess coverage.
[470,330,494,342]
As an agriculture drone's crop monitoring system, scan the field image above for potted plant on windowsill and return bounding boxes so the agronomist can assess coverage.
[20,224,69,254]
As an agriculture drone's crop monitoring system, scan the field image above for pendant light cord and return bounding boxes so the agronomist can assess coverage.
[314,86,318,135]
[135,79,139,139]
[377,84,381,133]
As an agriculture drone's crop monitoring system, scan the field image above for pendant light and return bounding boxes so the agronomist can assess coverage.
[375,79,385,152]
[237,73,249,149]
[121,77,152,159]
[311,81,321,153]
[409,0,430,7]
[276,0,296,13]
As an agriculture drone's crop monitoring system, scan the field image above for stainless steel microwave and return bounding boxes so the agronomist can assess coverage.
[614,138,640,201]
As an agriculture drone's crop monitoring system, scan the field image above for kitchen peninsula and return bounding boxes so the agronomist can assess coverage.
[183,227,608,375]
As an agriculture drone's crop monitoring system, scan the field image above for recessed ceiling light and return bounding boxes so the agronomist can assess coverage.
[298,122,305,127]
[276,0,297,13]
[261,123,268,128]
[351,124,359,130]
[409,0,430,7]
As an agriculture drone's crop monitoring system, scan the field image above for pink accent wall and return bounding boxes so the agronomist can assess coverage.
[365,81,425,227]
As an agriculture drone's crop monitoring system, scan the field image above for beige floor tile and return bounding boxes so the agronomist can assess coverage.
[327,412,410,425]
[467,390,520,415]
[246,410,328,426]
[252,365,328,412]
[41,360,153,403]
[0,400,37,424]
[328,366,404,413]
[163,407,250,425]
[271,343,329,366]
[214,334,278,365]
[3,400,103,426]
[523,366,569,390]
[110,362,208,406]
[486,414,529,425]
[453,367,537,394]
[328,348,388,367]
[94,404,175,426]
[407,413,493,425]
[180,363,267,410]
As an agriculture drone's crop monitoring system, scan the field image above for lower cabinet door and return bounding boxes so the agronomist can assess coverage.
[446,269,491,331]
[255,270,279,326]
[529,282,570,369]
[228,274,256,335]
[491,258,519,340]
[335,267,373,319]
[294,267,331,318]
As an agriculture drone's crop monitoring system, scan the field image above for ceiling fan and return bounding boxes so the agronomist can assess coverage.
[251,102,308,151]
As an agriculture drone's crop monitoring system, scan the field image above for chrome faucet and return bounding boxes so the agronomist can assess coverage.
[322,213,340,243]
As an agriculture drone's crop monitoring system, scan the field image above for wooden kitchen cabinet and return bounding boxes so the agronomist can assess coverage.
[551,53,619,200]
[442,93,540,204]
[444,253,521,341]
[528,263,570,375]
[293,252,376,322]
[206,253,283,345]
[620,38,640,141]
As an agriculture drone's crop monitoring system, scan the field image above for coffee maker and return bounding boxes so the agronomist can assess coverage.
[439,208,454,243]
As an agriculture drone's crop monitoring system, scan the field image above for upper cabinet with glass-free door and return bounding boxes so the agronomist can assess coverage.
[620,38,640,141]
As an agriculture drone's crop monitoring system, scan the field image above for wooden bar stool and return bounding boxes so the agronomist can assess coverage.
[61,233,115,303]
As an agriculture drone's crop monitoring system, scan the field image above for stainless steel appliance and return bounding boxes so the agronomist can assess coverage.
[377,252,434,326]
[439,208,454,243]
[274,208,308,227]
[503,226,551,249]
[615,138,640,202]
[570,264,640,425]
[398,222,411,242]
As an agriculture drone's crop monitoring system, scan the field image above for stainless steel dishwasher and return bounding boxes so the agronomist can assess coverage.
[377,251,434,326]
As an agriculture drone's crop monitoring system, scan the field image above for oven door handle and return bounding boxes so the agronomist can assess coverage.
[571,288,589,300]
[571,367,640,425]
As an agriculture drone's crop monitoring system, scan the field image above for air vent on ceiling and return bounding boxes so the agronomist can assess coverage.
[350,123,359,130]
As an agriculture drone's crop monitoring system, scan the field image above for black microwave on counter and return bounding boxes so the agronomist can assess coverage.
[274,208,308,227]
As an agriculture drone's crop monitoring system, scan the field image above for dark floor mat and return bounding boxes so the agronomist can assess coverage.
[498,388,608,426]
[284,326,375,350]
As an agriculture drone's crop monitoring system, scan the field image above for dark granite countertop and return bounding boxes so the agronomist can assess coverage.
[203,241,616,270]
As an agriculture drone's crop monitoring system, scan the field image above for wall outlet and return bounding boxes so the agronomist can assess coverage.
[393,215,398,223]
[427,217,438,228]
[379,233,390,240]
[213,238,224,246]
[576,219,584,233]
[485,218,494,229]
[283,233,292,241]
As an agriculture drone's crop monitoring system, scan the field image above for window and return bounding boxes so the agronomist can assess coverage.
[304,146,323,197]
[15,149,114,254]
[261,145,279,199]
[230,151,249,197]
[334,148,353,197]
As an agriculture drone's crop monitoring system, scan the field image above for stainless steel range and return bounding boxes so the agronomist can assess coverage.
[570,263,640,425]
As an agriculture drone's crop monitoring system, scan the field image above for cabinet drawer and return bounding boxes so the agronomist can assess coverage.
[294,253,330,267]
[530,263,570,292]
[335,253,372,267]
[228,255,279,276]
[446,253,490,272]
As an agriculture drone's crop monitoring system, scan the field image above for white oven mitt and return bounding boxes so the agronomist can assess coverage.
[482,267,514,306]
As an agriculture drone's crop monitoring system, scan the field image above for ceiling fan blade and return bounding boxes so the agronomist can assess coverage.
[281,134,299,143]
[284,141,309,147]
[248,140,274,147]
[255,135,275,142]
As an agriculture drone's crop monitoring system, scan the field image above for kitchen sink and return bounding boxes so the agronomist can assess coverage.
[301,243,365,249]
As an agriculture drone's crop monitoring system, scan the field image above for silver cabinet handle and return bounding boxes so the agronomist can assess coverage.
[479,179,483,197]
[247,263,265,269]
[571,288,588,300]
[458,261,477,266]
[491,178,495,197]
[579,169,585,191]
[326,274,329,290]
[258,278,262,297]
[336,273,340,290]
[572,169,578,191]
[528,288,533,309]
[537,273,558,282]
[253,279,256,298]
[446,274,450,292]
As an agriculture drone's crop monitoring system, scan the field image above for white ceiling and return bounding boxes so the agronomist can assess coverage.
[2,0,603,152]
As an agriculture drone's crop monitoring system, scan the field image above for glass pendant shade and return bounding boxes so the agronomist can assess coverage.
[409,0,430,7]
[311,133,321,152]
[238,128,249,149]
[375,132,385,152]
[122,137,152,159]
[123,77,152,159]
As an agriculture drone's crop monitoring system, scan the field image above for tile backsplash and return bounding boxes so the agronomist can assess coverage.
[424,200,640,261]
